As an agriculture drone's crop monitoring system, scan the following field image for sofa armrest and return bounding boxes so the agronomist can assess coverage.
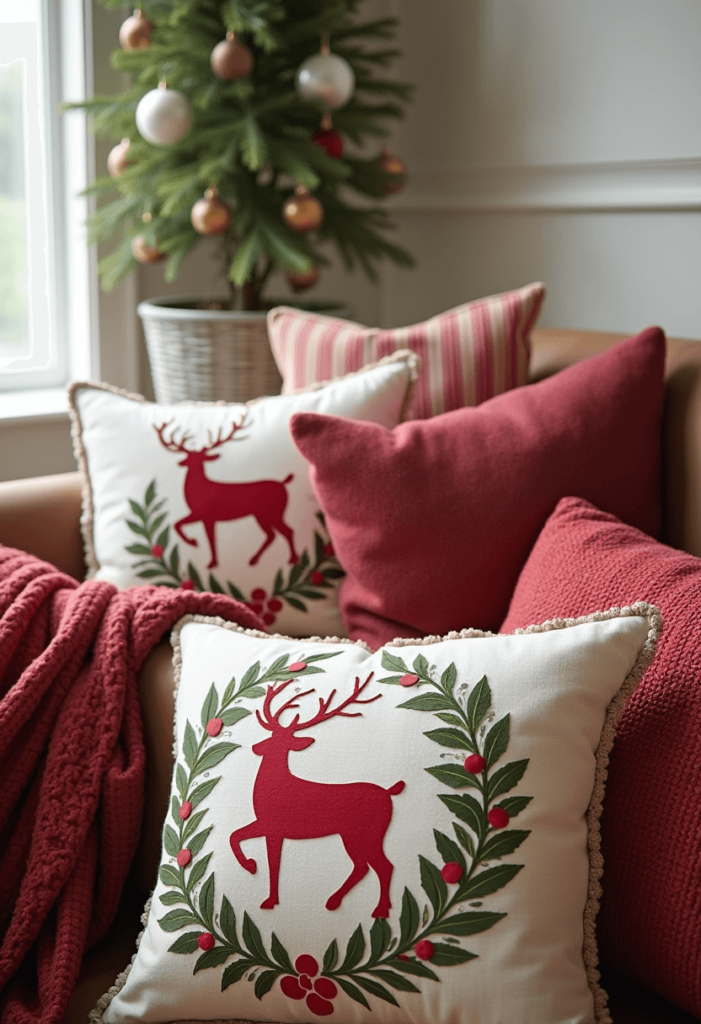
[0,471,85,580]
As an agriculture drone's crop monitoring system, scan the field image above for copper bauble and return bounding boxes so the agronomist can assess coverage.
[119,9,153,51]
[287,265,320,291]
[210,32,254,81]
[131,235,166,264]
[379,145,407,194]
[107,138,131,178]
[283,186,324,233]
[191,188,232,236]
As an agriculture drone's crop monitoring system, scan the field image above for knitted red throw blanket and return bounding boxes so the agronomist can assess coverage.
[0,545,261,1024]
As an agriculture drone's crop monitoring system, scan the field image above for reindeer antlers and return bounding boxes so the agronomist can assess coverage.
[256,674,380,733]
[153,414,247,454]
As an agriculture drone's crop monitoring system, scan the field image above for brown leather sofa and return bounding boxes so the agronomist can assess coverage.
[1,327,699,1024]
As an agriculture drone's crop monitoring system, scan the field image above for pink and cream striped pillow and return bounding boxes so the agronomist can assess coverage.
[268,282,545,419]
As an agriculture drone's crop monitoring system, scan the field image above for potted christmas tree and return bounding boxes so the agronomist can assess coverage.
[74,0,413,402]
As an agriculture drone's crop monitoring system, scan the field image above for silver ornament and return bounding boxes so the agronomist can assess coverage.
[135,84,191,146]
[296,51,355,110]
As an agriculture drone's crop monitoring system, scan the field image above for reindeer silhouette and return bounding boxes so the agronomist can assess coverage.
[154,418,298,570]
[229,674,405,917]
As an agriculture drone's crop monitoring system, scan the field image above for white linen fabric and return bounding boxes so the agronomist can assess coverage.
[69,352,417,638]
[98,606,658,1024]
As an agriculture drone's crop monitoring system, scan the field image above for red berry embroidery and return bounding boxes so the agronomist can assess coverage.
[197,932,215,951]
[415,939,435,960]
[310,571,324,585]
[300,974,313,991]
[251,588,267,600]
[181,579,195,591]
[441,861,464,884]
[268,598,283,612]
[249,602,264,615]
[294,954,318,976]
[314,978,338,999]
[306,993,334,1016]
[288,661,307,672]
[150,544,163,559]
[206,718,223,737]
[400,673,419,687]
[280,976,305,1000]
[324,542,334,556]
[397,953,410,962]
[262,612,276,626]
[488,807,509,829]
[464,753,486,774]
[178,801,192,820]
[176,849,191,867]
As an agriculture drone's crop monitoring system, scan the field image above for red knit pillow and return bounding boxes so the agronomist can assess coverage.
[290,328,666,647]
[500,497,701,1020]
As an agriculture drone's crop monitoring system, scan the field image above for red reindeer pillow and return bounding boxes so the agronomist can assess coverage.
[94,606,659,1024]
[68,353,417,639]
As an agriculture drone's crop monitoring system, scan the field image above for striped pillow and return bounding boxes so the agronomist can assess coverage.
[268,282,545,419]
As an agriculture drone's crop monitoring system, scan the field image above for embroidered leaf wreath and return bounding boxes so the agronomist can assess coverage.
[125,478,344,625]
[158,650,532,1016]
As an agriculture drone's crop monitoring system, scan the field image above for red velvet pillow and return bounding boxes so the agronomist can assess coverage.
[500,496,701,1020]
[290,328,665,647]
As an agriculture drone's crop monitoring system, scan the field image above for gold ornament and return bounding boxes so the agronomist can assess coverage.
[210,32,254,81]
[119,9,154,51]
[287,265,320,291]
[131,235,165,264]
[107,138,131,178]
[191,187,232,236]
[378,145,407,195]
[283,185,324,234]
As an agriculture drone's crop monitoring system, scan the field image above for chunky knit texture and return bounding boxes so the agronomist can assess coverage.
[0,544,261,1024]
[501,498,701,1020]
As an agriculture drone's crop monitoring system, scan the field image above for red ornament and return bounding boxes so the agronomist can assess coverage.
[488,807,510,829]
[311,571,324,585]
[180,579,195,591]
[286,265,320,292]
[150,543,164,558]
[415,939,435,960]
[251,588,267,600]
[268,598,283,612]
[400,673,419,687]
[464,753,486,774]
[198,932,215,951]
[179,801,192,820]
[288,661,307,672]
[176,848,191,867]
[206,717,223,737]
[313,127,344,159]
[441,861,464,884]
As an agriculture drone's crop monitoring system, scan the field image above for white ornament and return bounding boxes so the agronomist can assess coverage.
[135,85,191,146]
[296,52,355,110]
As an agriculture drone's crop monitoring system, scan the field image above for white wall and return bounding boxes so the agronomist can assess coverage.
[3,0,701,480]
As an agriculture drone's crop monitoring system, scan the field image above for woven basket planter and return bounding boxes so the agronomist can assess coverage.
[138,297,283,404]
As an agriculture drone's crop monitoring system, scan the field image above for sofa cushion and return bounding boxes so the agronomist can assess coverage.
[501,496,701,1021]
[68,352,416,640]
[290,327,665,648]
[268,283,545,419]
[95,606,658,1024]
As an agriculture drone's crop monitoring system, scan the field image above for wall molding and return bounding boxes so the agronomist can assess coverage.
[390,158,701,213]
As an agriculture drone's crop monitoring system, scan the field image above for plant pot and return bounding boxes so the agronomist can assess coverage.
[138,296,352,404]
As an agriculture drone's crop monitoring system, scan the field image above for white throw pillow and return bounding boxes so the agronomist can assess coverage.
[96,604,659,1024]
[69,352,417,639]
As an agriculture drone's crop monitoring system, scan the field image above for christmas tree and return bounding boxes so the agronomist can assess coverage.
[75,0,413,310]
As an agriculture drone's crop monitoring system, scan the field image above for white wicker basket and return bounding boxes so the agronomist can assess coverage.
[138,297,283,404]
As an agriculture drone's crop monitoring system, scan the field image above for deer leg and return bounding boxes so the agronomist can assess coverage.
[326,835,370,911]
[203,519,219,569]
[229,821,263,874]
[249,522,276,566]
[368,845,394,919]
[174,514,199,548]
[260,834,283,910]
[275,518,298,565]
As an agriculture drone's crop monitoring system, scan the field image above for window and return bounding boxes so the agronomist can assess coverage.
[0,0,96,394]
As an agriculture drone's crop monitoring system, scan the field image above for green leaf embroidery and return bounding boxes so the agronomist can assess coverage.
[183,721,198,769]
[194,948,232,973]
[419,855,448,917]
[201,684,219,728]
[425,764,479,790]
[381,650,409,674]
[341,923,366,971]
[168,932,201,954]
[189,778,221,809]
[196,742,240,772]
[220,896,237,945]
[483,714,510,768]
[369,969,420,993]
[322,938,338,973]
[435,910,506,936]
[423,727,474,751]
[335,976,371,1010]
[497,794,533,819]
[479,829,531,862]
[467,675,491,733]
[199,873,215,926]
[270,933,293,973]
[158,908,200,932]
[429,943,478,967]
[398,694,454,712]
[433,829,466,870]
[163,825,180,858]
[487,758,529,800]
[221,707,252,727]
[352,975,399,1006]
[399,887,419,946]
[439,793,484,835]
[222,958,253,991]
[460,863,523,899]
